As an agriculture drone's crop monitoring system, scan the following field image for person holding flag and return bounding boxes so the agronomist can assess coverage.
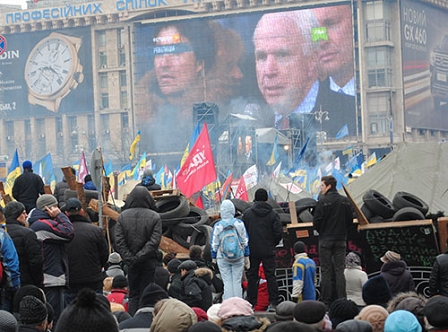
[12,160,45,213]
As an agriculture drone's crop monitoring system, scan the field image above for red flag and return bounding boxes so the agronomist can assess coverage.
[235,177,248,201]
[219,172,233,201]
[177,123,217,197]
[195,195,204,209]
[78,151,89,184]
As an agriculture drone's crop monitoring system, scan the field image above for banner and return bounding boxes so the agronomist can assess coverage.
[5,149,20,196]
[78,151,89,184]
[235,177,248,201]
[177,123,217,197]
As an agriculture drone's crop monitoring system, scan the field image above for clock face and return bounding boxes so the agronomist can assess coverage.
[25,36,75,97]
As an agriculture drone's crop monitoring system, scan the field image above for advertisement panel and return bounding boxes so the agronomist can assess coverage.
[401,0,448,130]
[0,27,93,118]
[133,3,357,166]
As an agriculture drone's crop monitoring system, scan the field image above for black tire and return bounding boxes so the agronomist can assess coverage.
[392,191,429,216]
[360,204,373,221]
[298,210,314,222]
[278,213,291,226]
[190,225,213,247]
[155,196,190,223]
[64,189,99,205]
[172,232,191,249]
[230,199,251,215]
[392,207,425,222]
[294,198,317,214]
[171,206,210,237]
[362,189,396,219]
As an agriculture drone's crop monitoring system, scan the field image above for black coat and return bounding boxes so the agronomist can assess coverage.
[12,171,44,211]
[5,219,43,287]
[380,260,415,296]
[429,250,448,297]
[242,202,282,258]
[313,189,353,241]
[66,214,109,289]
[180,267,213,311]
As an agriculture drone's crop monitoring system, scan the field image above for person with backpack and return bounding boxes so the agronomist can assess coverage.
[106,275,130,312]
[210,200,249,300]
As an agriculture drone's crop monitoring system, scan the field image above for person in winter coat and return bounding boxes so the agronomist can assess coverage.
[3,201,43,288]
[379,251,415,296]
[118,283,169,331]
[344,251,367,306]
[291,241,316,302]
[28,194,74,326]
[53,167,75,208]
[150,298,197,332]
[167,259,183,299]
[12,160,45,213]
[178,260,213,312]
[83,174,97,190]
[242,188,282,311]
[115,186,162,316]
[428,238,448,297]
[64,198,109,304]
[137,169,161,191]
[107,275,130,313]
[211,200,249,300]
[217,297,271,332]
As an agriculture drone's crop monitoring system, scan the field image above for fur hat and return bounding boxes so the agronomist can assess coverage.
[3,201,25,220]
[336,319,372,332]
[19,296,47,325]
[274,301,296,321]
[56,289,118,332]
[0,310,18,332]
[36,194,58,210]
[167,259,182,273]
[293,300,327,324]
[293,241,306,254]
[108,252,122,264]
[178,260,197,272]
[384,310,421,332]
[188,321,221,332]
[254,188,268,202]
[22,160,32,169]
[355,305,389,332]
[362,275,391,306]
[381,251,401,263]
[112,275,128,289]
[424,295,448,329]
[218,297,254,320]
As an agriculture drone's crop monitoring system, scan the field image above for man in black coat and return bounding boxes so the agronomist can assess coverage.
[429,238,448,297]
[4,201,43,288]
[12,161,45,213]
[242,188,283,311]
[178,260,213,312]
[64,198,109,305]
[313,175,353,307]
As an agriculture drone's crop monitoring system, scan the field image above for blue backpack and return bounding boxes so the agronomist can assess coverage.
[219,219,243,262]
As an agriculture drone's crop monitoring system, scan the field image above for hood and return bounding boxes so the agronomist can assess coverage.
[194,267,213,284]
[220,200,235,221]
[27,208,50,226]
[125,186,156,209]
[250,202,273,217]
[141,175,156,187]
[150,299,197,332]
[381,260,407,275]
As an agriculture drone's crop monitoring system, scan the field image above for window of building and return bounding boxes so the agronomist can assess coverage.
[119,50,126,67]
[120,91,128,109]
[100,73,108,89]
[367,94,390,135]
[367,48,392,87]
[99,52,107,68]
[87,114,96,151]
[365,1,384,20]
[101,93,109,109]
[121,112,129,128]
[118,28,125,46]
[119,71,127,87]
[97,30,106,47]
[366,20,391,42]
[100,114,110,138]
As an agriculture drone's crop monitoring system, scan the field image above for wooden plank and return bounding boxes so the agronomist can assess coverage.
[288,201,298,224]
[437,217,448,253]
[61,166,77,190]
[0,182,12,205]
[151,189,181,200]
[342,184,369,226]
[44,185,52,194]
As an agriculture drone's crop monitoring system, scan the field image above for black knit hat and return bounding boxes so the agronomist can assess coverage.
[362,276,392,306]
[254,188,268,202]
[112,275,128,289]
[13,285,46,314]
[3,201,25,220]
[19,296,47,325]
[293,241,306,254]
[55,288,118,332]
[0,310,18,332]
[139,283,169,307]
[328,298,359,328]
[167,259,182,273]
[188,320,222,332]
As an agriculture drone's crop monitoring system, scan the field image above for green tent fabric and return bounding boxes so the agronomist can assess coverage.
[345,142,448,215]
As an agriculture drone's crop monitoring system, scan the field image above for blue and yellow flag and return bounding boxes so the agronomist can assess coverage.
[266,133,279,166]
[181,123,200,167]
[5,149,20,197]
[129,130,141,161]
[34,153,56,190]
[132,152,146,180]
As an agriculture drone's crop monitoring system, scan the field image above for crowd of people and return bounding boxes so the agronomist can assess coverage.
[1,162,448,332]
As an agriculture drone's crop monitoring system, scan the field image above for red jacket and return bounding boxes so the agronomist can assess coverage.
[107,288,129,312]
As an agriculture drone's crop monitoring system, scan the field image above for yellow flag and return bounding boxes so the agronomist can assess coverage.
[129,130,141,161]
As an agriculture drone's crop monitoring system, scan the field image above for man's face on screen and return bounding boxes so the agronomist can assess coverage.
[154,26,203,97]
[312,5,354,79]
[254,14,315,113]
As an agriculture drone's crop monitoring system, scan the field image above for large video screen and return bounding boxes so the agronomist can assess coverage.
[133,3,357,166]
[0,27,93,118]
[401,0,448,131]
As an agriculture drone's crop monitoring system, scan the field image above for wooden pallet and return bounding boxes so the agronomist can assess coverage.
[150,189,182,201]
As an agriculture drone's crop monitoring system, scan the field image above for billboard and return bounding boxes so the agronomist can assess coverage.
[0,27,93,118]
[133,3,357,167]
[401,0,448,131]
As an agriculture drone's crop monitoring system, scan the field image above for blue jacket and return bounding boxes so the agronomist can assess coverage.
[28,208,74,287]
[292,253,316,301]
[210,200,249,259]
[0,228,20,289]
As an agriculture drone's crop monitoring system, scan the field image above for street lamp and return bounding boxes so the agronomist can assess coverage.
[314,105,329,146]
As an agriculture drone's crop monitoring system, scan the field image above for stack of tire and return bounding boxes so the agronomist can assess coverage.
[361,190,429,223]
[156,195,212,249]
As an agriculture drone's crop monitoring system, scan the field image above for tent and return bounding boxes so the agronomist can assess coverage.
[345,142,448,214]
